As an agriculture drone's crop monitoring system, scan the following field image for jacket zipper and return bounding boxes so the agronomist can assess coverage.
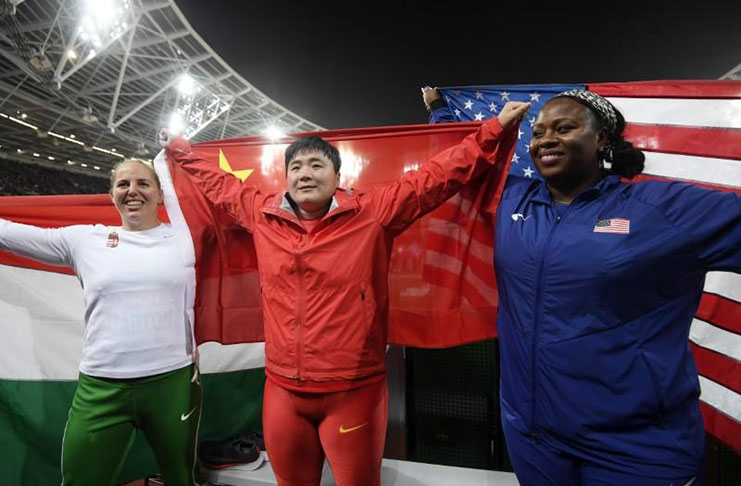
[295,238,307,384]
[529,206,569,437]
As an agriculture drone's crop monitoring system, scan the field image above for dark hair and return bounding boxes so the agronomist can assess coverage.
[603,108,645,179]
[284,136,341,174]
[558,96,645,179]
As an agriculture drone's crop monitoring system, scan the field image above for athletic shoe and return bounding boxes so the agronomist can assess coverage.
[199,437,265,470]
[238,430,268,462]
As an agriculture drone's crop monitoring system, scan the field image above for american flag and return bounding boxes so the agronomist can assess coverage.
[431,81,741,453]
[438,84,582,179]
[593,217,630,234]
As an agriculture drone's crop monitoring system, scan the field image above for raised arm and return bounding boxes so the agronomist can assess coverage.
[0,218,77,267]
[160,131,260,232]
[422,87,457,124]
[656,183,741,272]
[374,101,529,235]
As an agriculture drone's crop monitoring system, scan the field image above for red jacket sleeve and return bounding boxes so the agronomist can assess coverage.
[371,117,517,235]
[166,138,262,232]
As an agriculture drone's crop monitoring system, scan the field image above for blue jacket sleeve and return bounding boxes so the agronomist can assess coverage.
[652,183,741,272]
[429,106,456,124]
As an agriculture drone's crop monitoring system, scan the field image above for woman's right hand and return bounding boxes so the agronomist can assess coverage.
[497,102,531,131]
[158,129,191,155]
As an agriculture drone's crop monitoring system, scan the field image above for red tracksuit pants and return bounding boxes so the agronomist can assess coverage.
[263,377,388,486]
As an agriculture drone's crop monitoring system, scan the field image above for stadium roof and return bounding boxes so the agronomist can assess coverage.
[721,62,741,80]
[0,0,323,177]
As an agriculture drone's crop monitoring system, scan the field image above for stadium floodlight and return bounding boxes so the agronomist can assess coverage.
[79,0,128,47]
[168,112,185,135]
[85,0,117,27]
[66,0,131,72]
[168,89,229,139]
[177,74,197,96]
[264,125,285,141]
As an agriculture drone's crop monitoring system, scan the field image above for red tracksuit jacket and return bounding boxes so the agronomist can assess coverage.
[166,118,514,385]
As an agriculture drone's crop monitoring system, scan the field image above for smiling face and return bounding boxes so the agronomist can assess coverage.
[529,97,607,190]
[110,161,162,231]
[286,149,340,219]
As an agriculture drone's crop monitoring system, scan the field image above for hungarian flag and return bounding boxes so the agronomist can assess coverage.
[436,80,741,454]
[0,122,513,484]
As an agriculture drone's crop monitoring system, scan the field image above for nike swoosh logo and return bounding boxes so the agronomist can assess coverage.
[180,406,198,421]
[339,423,368,434]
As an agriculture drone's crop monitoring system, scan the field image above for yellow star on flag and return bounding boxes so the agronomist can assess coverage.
[218,149,253,182]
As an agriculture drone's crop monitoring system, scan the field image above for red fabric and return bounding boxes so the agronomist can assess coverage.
[700,402,741,454]
[589,80,741,98]
[623,124,741,161]
[690,343,741,395]
[263,378,388,486]
[266,369,385,393]
[696,293,741,334]
[166,119,516,382]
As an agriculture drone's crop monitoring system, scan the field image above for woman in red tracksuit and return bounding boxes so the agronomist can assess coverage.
[160,101,529,486]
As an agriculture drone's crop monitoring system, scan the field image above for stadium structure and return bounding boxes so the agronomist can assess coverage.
[0,0,323,179]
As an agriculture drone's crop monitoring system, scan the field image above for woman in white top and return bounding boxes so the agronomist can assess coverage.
[0,159,199,486]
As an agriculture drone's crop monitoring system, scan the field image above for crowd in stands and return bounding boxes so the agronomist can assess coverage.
[0,159,108,196]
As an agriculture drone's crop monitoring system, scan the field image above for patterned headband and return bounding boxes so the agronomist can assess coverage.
[554,89,618,136]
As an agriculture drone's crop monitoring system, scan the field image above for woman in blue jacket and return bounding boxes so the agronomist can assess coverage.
[492,90,740,485]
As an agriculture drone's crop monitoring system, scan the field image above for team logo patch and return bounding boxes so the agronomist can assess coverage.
[593,218,630,234]
[106,231,119,248]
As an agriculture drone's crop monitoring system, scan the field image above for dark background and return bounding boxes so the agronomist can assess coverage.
[175,1,741,128]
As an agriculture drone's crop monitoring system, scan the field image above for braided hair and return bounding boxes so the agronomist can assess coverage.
[553,90,645,179]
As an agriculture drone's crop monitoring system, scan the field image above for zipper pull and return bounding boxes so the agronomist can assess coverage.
[361,290,366,301]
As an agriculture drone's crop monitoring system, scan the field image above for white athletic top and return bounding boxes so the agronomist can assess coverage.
[0,220,196,378]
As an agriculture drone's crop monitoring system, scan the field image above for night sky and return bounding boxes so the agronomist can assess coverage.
[175,1,741,130]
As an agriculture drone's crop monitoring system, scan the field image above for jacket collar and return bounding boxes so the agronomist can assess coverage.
[530,174,621,205]
[262,188,360,225]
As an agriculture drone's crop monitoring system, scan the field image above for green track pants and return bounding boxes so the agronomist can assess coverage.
[61,364,201,486]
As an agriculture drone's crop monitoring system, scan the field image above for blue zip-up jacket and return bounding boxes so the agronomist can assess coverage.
[495,175,740,474]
